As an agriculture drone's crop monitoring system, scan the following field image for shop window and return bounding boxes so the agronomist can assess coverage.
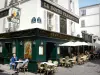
[0,46,2,53]
[39,46,44,55]
[81,20,85,27]
[57,47,60,54]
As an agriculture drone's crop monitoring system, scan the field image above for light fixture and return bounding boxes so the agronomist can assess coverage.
[13,42,15,46]
[0,42,2,46]
[33,41,36,45]
[41,42,43,45]
[20,41,23,45]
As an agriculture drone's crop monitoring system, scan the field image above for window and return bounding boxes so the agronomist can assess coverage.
[9,0,19,6]
[49,0,58,3]
[81,20,85,27]
[81,10,86,16]
[47,12,53,31]
[39,46,44,55]
[69,0,74,12]
[60,16,67,34]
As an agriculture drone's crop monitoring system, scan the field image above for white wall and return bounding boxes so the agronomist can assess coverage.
[18,0,38,30]
[80,14,99,26]
[0,0,6,33]
[58,0,69,10]
[81,26,100,37]
[80,6,99,16]
[0,0,80,36]
[80,5,100,37]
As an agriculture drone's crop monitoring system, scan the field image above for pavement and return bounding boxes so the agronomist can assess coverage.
[0,59,100,75]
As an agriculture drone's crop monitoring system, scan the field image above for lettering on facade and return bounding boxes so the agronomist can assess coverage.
[0,9,9,18]
[38,29,76,41]
[41,0,79,23]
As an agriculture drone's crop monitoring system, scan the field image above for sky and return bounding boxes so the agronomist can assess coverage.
[79,0,100,8]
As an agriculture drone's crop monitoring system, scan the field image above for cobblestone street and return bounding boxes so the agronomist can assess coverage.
[0,59,100,75]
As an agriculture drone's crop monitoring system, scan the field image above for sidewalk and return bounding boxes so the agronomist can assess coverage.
[0,59,100,75]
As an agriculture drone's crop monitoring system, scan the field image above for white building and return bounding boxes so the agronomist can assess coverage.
[0,0,80,37]
[80,4,100,38]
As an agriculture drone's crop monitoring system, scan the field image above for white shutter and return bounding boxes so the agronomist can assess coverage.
[54,0,58,3]
[44,10,47,29]
[55,15,58,32]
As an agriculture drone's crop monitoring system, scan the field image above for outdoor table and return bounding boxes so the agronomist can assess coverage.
[62,58,65,60]
[40,62,55,66]
[15,60,24,63]
[69,58,74,61]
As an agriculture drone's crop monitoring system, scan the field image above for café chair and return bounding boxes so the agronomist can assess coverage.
[72,56,77,65]
[44,63,54,75]
[48,60,52,63]
[19,62,29,74]
[77,57,84,65]
[37,62,44,74]
[53,61,58,72]
[65,57,72,67]
[59,57,65,66]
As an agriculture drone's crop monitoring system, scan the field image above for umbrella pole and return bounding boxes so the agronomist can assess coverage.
[78,46,79,54]
[83,45,84,53]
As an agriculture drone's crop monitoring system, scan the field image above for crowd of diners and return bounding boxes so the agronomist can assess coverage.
[59,51,90,67]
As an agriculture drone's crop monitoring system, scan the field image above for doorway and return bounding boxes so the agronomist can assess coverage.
[5,43,12,58]
[46,42,55,61]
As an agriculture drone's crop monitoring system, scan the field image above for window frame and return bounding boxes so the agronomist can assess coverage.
[81,20,85,27]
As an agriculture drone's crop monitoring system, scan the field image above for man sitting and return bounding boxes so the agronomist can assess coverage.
[16,57,29,72]
[10,54,18,70]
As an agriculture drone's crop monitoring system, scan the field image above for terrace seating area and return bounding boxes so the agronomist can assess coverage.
[37,60,58,75]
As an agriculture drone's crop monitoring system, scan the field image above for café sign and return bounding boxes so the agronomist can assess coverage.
[0,8,9,18]
[41,0,79,23]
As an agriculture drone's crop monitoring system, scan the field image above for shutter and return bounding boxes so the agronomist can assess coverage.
[44,10,47,29]
[54,0,58,3]
[55,15,58,32]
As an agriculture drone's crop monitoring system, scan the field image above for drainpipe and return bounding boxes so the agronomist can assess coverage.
[99,4,100,37]
[3,0,8,32]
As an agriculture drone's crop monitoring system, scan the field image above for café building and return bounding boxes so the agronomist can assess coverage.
[0,0,82,72]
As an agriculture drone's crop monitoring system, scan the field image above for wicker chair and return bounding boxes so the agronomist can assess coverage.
[44,64,54,75]
[65,56,72,67]
[37,62,44,74]
[59,57,65,66]
[72,56,77,65]
[53,61,58,72]
[19,62,29,75]
[77,57,84,65]
[48,60,52,63]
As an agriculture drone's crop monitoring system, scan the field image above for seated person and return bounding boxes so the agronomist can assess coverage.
[16,57,29,70]
[10,54,18,70]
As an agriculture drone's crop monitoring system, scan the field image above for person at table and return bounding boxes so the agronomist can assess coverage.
[16,57,29,70]
[10,54,18,70]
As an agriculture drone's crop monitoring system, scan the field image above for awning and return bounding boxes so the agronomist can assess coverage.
[93,40,100,48]
[59,41,89,46]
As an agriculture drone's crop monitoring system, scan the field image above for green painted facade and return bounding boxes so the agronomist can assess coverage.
[0,28,83,72]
